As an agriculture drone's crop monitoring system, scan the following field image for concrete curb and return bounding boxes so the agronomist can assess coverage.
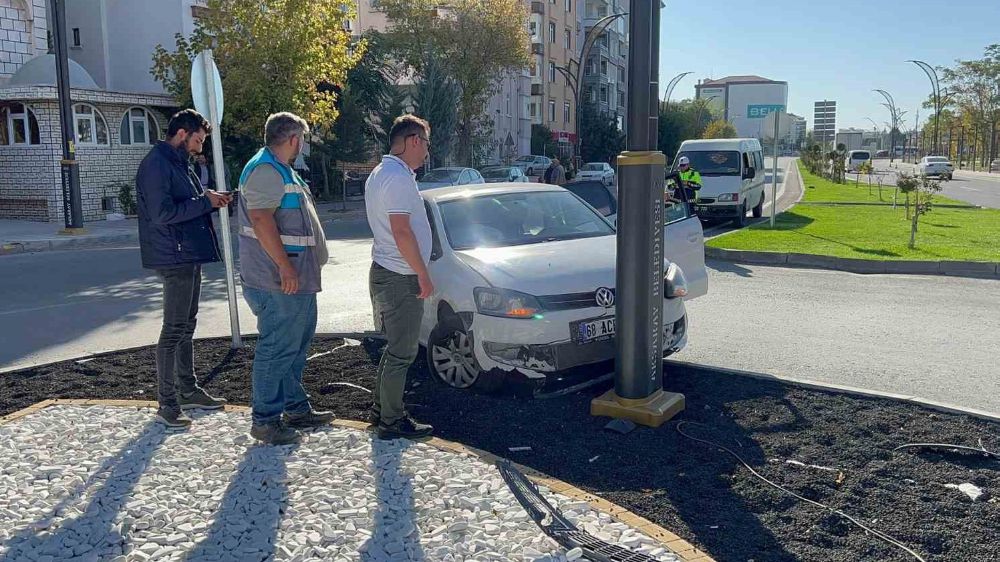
[704,247,1000,279]
[0,233,139,255]
[667,360,1000,424]
[797,201,981,209]
[0,399,715,562]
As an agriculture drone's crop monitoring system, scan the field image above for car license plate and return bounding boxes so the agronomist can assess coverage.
[575,317,616,344]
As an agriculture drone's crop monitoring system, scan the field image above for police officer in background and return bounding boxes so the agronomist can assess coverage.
[676,156,702,201]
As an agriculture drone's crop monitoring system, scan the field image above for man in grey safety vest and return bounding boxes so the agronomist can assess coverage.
[237,112,333,445]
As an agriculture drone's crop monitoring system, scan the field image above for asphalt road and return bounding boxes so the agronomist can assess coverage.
[873,159,1000,209]
[2,204,997,414]
[702,156,800,239]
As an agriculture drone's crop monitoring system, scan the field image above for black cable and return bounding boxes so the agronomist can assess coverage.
[893,442,999,461]
[675,421,927,562]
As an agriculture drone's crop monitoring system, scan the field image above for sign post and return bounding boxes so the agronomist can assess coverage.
[771,110,780,228]
[192,50,242,349]
[590,0,684,427]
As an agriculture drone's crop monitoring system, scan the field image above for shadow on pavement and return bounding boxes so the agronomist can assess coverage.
[359,439,426,561]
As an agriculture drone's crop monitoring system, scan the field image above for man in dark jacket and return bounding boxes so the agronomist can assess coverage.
[136,109,232,428]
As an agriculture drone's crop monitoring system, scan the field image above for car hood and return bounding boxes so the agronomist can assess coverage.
[456,235,617,295]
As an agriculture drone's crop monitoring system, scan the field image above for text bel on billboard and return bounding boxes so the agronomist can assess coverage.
[746,104,786,119]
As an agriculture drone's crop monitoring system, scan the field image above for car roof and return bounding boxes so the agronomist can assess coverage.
[679,138,761,151]
[420,182,565,202]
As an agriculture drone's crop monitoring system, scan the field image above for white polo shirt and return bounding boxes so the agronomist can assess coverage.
[365,155,433,275]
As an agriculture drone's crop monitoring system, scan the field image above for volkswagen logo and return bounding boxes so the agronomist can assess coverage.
[595,287,615,308]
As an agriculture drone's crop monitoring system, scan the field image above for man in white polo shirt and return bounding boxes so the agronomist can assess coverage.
[365,115,435,440]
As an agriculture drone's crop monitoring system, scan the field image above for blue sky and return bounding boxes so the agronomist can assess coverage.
[658,0,1000,132]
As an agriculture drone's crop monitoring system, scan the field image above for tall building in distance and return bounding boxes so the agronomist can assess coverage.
[581,0,627,131]
[528,0,579,159]
[694,75,788,140]
[813,100,836,145]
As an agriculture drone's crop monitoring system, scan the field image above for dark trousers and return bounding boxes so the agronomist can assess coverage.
[369,263,424,425]
[155,264,203,413]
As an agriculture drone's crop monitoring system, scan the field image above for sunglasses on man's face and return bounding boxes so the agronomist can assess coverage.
[407,134,429,144]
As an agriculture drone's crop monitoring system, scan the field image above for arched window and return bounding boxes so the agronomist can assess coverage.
[119,107,160,145]
[0,102,41,146]
[73,103,109,145]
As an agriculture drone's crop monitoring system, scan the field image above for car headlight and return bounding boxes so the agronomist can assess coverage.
[717,193,739,202]
[664,263,688,299]
[474,287,544,319]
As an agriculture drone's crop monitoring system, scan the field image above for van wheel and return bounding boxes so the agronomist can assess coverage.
[733,202,747,227]
[752,193,764,218]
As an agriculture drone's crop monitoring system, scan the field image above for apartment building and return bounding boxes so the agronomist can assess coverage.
[528,0,579,159]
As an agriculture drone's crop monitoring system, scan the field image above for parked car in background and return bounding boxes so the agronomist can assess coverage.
[846,150,872,172]
[875,149,890,158]
[919,156,954,180]
[512,155,552,176]
[480,165,528,183]
[576,162,615,185]
[418,167,486,190]
[417,182,706,393]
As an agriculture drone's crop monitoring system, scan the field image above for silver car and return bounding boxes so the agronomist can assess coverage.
[480,166,528,183]
[418,167,486,191]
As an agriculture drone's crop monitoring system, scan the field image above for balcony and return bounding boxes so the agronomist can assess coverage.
[531,1,545,14]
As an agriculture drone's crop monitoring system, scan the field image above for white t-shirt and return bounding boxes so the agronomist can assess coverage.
[365,155,432,275]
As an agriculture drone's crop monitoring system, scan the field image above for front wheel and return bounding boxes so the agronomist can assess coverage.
[427,324,481,389]
[752,193,764,218]
[733,202,747,227]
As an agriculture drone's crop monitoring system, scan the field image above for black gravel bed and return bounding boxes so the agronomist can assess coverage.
[2,337,998,562]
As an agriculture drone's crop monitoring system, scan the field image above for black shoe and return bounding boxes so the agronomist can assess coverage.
[377,416,433,440]
[367,408,381,427]
[179,389,227,411]
[156,409,193,429]
[283,409,335,430]
[250,421,301,445]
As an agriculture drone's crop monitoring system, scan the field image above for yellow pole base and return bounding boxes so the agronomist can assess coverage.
[590,389,685,428]
[58,227,87,235]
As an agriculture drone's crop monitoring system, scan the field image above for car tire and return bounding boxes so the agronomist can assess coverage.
[427,319,482,390]
[752,193,764,218]
[733,202,747,227]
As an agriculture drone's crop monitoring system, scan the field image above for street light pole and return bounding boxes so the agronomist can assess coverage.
[52,0,84,232]
[663,71,692,108]
[908,60,941,154]
[592,0,682,427]
[874,89,900,164]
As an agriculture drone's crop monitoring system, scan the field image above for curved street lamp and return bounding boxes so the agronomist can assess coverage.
[557,12,628,168]
[907,60,944,154]
[662,71,692,108]
[873,89,903,164]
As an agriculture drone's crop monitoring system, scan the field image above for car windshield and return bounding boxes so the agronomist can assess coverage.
[481,168,511,179]
[438,191,614,250]
[422,169,461,182]
[581,163,603,171]
[675,150,741,175]
[927,157,949,163]
[852,152,870,160]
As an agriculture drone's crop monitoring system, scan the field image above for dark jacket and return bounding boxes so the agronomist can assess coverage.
[136,141,220,269]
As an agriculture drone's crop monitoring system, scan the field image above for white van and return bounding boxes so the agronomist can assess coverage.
[672,138,766,227]
[847,150,871,172]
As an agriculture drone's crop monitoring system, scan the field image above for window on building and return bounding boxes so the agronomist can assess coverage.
[120,107,160,145]
[530,103,537,118]
[618,90,625,108]
[549,61,556,82]
[530,62,537,77]
[548,100,556,122]
[0,102,41,146]
[600,60,608,75]
[618,67,625,82]
[565,0,572,11]
[563,102,570,124]
[548,22,556,43]
[619,40,625,56]
[529,21,538,39]
[586,87,595,103]
[600,86,608,103]
[72,28,81,47]
[73,104,109,145]
[564,29,571,49]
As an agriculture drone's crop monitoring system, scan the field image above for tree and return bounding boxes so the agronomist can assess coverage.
[658,99,709,161]
[412,54,460,169]
[702,119,737,139]
[531,124,558,157]
[375,86,410,156]
[942,45,1000,170]
[580,103,624,165]
[378,0,531,166]
[151,0,361,164]
[896,171,942,249]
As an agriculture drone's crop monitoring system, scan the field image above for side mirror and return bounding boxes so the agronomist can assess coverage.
[744,167,756,180]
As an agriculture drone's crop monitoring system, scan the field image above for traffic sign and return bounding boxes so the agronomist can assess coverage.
[191,51,224,124]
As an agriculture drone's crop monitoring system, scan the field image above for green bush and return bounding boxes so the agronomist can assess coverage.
[117,182,137,215]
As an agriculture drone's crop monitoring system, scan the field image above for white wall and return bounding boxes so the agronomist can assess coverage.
[725,82,788,139]
[103,0,186,94]
[0,0,46,80]
[64,0,108,88]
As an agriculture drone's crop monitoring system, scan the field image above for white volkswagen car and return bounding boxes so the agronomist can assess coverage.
[417,183,708,393]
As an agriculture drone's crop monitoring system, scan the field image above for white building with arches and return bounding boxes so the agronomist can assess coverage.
[0,0,202,222]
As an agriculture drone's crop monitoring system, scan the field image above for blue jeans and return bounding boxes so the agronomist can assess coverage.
[243,287,317,425]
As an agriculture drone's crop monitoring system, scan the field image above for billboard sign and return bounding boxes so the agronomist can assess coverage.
[747,104,785,119]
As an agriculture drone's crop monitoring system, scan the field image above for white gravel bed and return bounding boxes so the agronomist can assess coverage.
[0,405,682,562]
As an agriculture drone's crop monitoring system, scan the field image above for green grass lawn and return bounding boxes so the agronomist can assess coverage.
[799,162,969,206]
[708,167,1000,261]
